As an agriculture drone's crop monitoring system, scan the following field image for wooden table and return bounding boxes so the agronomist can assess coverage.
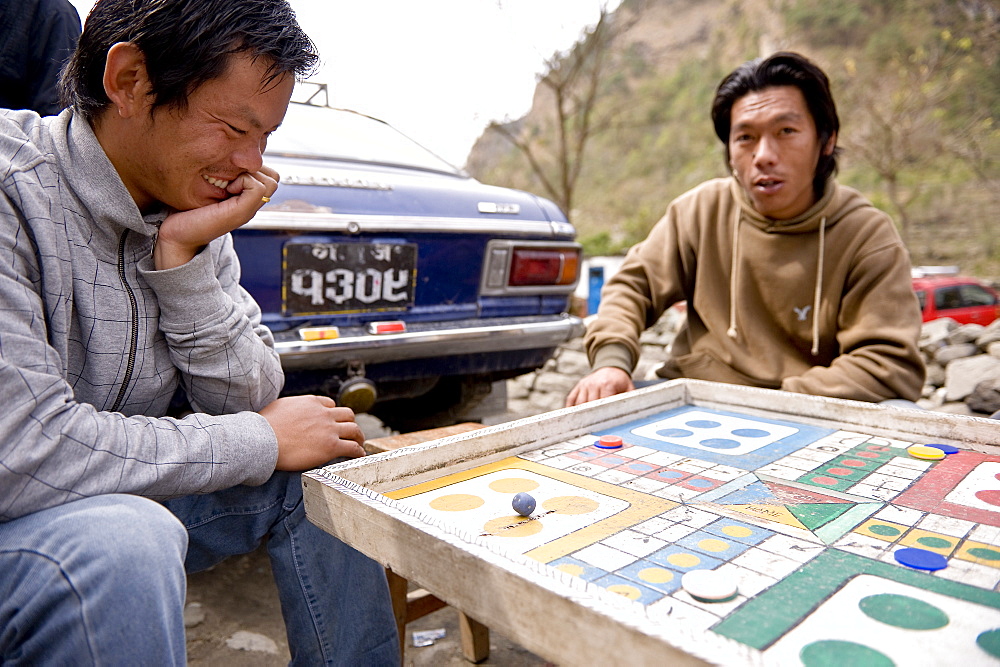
[304,380,1000,666]
[365,422,490,663]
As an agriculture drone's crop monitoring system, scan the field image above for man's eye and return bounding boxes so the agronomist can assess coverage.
[226,123,248,136]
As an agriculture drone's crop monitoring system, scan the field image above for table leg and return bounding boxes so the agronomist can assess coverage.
[458,612,490,663]
[385,568,408,662]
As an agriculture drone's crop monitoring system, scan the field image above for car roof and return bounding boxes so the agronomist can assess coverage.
[912,275,994,289]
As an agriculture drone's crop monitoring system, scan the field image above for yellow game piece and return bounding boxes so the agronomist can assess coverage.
[907,444,945,460]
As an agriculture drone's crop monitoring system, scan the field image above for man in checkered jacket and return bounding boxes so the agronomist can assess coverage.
[0,1,397,663]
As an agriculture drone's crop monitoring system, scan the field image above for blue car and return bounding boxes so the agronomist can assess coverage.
[232,86,583,431]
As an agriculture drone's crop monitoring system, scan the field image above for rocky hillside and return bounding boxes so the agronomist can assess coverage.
[468,0,1000,277]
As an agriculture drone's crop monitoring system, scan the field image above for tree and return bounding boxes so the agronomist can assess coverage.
[485,5,632,221]
[837,29,993,246]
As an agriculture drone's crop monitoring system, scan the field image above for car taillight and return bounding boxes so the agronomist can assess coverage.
[480,240,581,296]
[367,321,406,335]
[509,248,580,287]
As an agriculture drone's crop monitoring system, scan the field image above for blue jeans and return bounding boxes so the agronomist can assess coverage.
[0,472,399,666]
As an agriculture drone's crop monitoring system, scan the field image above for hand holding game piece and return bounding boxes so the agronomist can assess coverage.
[512,492,536,517]
[681,569,738,603]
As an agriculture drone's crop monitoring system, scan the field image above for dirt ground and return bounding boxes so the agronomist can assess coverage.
[184,544,551,666]
[184,413,553,666]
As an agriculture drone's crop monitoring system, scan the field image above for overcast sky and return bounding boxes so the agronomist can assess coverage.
[68,0,621,165]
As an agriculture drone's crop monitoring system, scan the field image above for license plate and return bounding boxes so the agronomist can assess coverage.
[282,242,417,316]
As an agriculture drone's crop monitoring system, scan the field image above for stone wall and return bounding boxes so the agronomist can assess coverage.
[507,305,686,416]
[917,318,1000,417]
[507,312,1000,419]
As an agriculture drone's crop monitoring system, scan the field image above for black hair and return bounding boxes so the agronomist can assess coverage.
[711,51,840,198]
[61,0,319,120]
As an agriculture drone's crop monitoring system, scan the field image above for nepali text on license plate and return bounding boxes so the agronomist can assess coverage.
[282,242,417,315]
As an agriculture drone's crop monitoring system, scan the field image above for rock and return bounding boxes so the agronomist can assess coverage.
[917,394,943,410]
[225,631,279,654]
[976,320,1000,348]
[183,602,205,628]
[650,304,686,337]
[507,375,533,400]
[934,343,979,365]
[935,401,978,416]
[640,343,667,360]
[555,348,591,376]
[988,341,1000,359]
[919,318,959,354]
[634,358,661,381]
[522,391,567,413]
[947,323,985,345]
[967,378,1000,415]
[944,355,1000,402]
[919,386,947,407]
[560,334,586,352]
[533,372,579,396]
[924,362,946,388]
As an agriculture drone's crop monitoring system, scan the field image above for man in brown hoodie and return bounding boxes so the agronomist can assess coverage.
[567,52,925,407]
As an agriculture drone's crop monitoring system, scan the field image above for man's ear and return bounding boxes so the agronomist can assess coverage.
[103,42,151,119]
[822,131,838,156]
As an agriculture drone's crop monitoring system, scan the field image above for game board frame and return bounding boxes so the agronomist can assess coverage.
[302,379,1000,666]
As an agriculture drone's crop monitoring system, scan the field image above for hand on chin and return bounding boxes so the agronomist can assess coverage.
[154,170,275,269]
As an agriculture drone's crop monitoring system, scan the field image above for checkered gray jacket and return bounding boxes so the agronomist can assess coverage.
[0,109,282,521]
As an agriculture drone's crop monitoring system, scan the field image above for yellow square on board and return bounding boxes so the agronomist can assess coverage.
[899,528,960,555]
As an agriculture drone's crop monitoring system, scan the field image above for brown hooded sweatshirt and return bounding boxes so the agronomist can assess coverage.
[586,177,926,402]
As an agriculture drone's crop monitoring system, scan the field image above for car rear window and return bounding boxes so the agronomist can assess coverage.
[266,102,460,175]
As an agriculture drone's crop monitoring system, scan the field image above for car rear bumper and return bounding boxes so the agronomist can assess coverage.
[273,314,585,370]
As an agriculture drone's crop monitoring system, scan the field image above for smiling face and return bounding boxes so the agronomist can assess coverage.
[114,52,294,213]
[728,85,835,220]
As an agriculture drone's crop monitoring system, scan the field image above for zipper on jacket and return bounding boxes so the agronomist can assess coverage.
[110,229,140,413]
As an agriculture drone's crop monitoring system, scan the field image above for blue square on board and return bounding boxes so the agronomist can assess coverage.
[598,405,833,470]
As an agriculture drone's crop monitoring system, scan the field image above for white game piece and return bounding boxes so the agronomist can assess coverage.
[681,569,738,602]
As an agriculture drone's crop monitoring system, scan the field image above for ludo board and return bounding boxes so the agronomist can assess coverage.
[303,380,1000,666]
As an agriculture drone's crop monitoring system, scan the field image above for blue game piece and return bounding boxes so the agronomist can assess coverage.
[925,443,960,455]
[512,492,536,517]
[894,547,947,571]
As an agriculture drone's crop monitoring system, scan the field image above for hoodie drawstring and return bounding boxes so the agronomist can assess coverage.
[727,208,741,341]
[811,216,826,356]
[727,211,827,356]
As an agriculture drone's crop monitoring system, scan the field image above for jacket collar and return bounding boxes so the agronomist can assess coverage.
[49,109,167,237]
[731,176,837,235]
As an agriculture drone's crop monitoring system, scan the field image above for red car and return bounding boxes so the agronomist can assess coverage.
[912,275,1000,325]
